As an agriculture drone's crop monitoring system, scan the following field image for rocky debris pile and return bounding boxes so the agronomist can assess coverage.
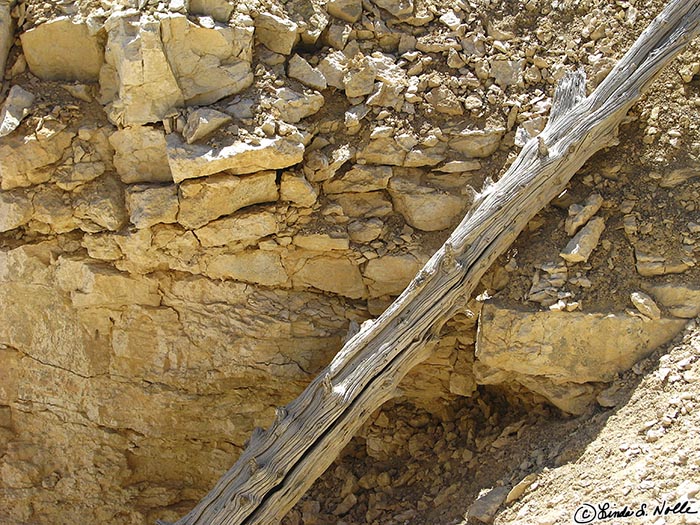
[292,320,700,525]
[0,0,698,523]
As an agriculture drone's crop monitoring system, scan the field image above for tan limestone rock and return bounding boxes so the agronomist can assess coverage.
[317,50,348,89]
[20,17,104,82]
[288,55,327,91]
[177,171,278,229]
[206,251,287,286]
[109,126,173,183]
[0,85,35,138]
[126,184,179,229]
[326,0,363,22]
[347,218,383,242]
[356,136,406,165]
[630,291,662,320]
[373,0,414,19]
[323,165,392,194]
[183,108,232,144]
[388,177,464,231]
[280,172,318,207]
[166,133,304,183]
[363,253,422,297]
[272,87,325,123]
[193,210,278,247]
[293,233,350,251]
[189,0,236,23]
[329,191,393,217]
[100,13,184,125]
[425,86,463,116]
[0,3,12,88]
[71,174,128,232]
[255,12,299,55]
[645,282,700,318]
[290,255,366,298]
[565,193,604,236]
[559,216,605,263]
[0,122,75,190]
[55,257,161,308]
[0,190,33,232]
[31,185,80,233]
[449,127,504,158]
[344,56,377,98]
[476,303,687,384]
[161,14,254,105]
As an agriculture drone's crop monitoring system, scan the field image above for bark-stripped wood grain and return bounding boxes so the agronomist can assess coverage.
[162,2,700,523]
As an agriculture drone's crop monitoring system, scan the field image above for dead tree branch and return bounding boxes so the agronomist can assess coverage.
[162,1,700,523]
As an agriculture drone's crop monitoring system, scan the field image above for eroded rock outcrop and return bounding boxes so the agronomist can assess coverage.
[0,0,698,523]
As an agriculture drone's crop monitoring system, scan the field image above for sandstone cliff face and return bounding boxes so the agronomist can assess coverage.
[0,0,698,523]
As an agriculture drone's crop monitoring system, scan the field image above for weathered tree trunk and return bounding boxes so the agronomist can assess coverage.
[162,2,700,523]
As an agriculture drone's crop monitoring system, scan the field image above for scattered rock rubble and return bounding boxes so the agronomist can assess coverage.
[0,0,698,523]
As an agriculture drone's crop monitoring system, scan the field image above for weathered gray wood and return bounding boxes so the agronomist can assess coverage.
[163,2,700,523]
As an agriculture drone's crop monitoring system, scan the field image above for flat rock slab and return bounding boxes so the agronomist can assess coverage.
[166,134,305,183]
[476,303,687,384]
[20,17,104,82]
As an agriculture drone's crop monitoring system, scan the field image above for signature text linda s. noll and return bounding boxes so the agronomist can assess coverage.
[573,499,698,523]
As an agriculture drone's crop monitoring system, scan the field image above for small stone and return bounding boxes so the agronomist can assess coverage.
[255,12,299,55]
[0,85,35,137]
[326,0,363,23]
[565,193,603,236]
[630,291,662,320]
[182,108,232,144]
[288,55,327,90]
[333,493,357,515]
[280,172,318,207]
[0,190,33,232]
[506,474,538,504]
[347,218,383,242]
[125,184,179,229]
[272,87,324,123]
[467,486,510,523]
[560,217,605,263]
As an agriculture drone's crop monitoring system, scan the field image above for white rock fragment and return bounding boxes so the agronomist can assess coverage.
[288,55,327,91]
[166,134,305,183]
[20,17,104,82]
[565,193,603,236]
[182,108,232,144]
[0,85,35,138]
[560,216,605,263]
[630,291,662,320]
[255,12,299,55]
[318,51,349,89]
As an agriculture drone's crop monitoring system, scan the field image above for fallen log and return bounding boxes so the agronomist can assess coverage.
[163,1,700,523]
